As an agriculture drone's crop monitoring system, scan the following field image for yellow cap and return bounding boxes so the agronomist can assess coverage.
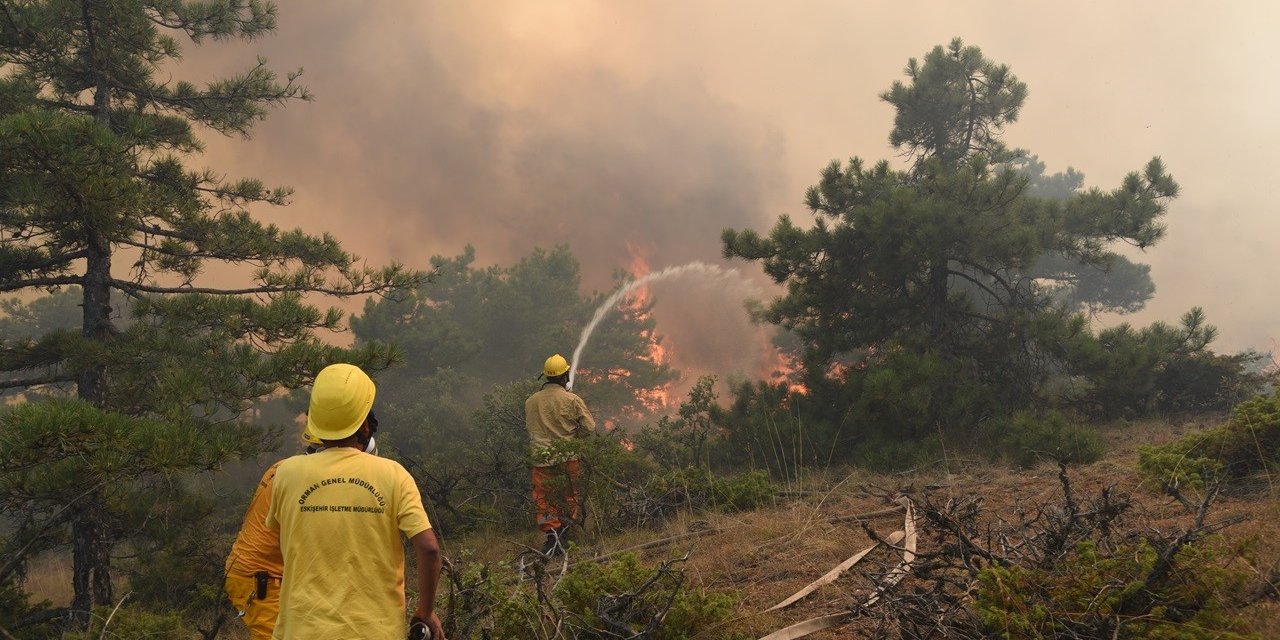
[543,354,570,377]
[306,363,376,441]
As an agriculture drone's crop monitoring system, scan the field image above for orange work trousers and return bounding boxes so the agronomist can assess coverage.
[532,459,581,533]
[225,571,281,640]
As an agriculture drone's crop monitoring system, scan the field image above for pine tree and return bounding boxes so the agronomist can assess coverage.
[0,1,418,627]
[722,38,1178,437]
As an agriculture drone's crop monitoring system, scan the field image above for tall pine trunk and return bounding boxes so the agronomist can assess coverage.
[70,235,115,624]
[69,0,117,623]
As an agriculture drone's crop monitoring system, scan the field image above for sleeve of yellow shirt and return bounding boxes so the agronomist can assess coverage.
[264,465,282,531]
[396,470,432,538]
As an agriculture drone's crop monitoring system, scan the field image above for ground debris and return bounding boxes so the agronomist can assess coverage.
[754,460,1266,640]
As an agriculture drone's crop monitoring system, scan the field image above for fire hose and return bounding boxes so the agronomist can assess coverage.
[408,619,433,640]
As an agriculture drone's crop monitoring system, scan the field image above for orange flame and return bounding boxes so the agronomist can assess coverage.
[624,240,655,308]
[617,242,676,411]
[767,347,808,395]
[625,240,652,279]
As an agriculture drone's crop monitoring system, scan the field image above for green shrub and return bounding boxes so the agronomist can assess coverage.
[61,605,188,640]
[553,553,739,640]
[1139,392,1280,488]
[573,434,774,531]
[842,431,946,471]
[975,538,1255,639]
[441,552,741,640]
[435,550,541,640]
[1137,434,1226,491]
[643,468,774,514]
[0,577,53,640]
[992,410,1104,468]
[634,376,720,471]
[1157,350,1273,415]
[1069,308,1272,420]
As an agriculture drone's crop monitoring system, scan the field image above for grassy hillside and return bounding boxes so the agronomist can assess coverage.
[23,416,1279,639]
[437,416,1280,639]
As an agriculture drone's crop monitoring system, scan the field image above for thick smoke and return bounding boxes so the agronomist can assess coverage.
[188,1,789,386]
[186,0,1280,378]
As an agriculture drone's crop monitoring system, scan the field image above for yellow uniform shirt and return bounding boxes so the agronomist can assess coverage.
[265,448,431,640]
[525,383,596,466]
[226,461,285,578]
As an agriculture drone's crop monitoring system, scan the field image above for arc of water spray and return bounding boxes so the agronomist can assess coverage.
[567,261,755,390]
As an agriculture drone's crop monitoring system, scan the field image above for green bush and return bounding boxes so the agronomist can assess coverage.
[569,435,774,532]
[992,410,1104,468]
[0,577,53,640]
[847,431,948,471]
[1069,308,1272,420]
[61,605,188,640]
[1157,350,1273,415]
[1139,391,1280,488]
[643,468,774,514]
[435,550,541,640]
[713,378,839,475]
[975,538,1255,639]
[552,553,739,640]
[441,552,741,640]
[634,376,720,471]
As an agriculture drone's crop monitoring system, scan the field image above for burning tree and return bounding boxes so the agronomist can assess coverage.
[0,0,416,631]
[722,38,1180,446]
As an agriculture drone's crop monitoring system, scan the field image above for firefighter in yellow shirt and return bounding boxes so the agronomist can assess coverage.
[266,363,444,640]
[526,354,596,556]
[223,426,380,638]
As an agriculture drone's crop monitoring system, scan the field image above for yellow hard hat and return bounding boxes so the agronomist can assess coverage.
[306,363,376,441]
[544,354,570,377]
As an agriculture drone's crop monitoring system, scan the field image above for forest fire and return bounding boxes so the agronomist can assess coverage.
[767,347,809,395]
[624,244,675,410]
[609,241,798,412]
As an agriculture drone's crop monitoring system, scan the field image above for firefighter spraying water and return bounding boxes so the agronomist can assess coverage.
[526,354,597,556]
[519,262,753,558]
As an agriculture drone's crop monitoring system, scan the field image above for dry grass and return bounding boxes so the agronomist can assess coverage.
[440,416,1280,639]
[22,552,74,607]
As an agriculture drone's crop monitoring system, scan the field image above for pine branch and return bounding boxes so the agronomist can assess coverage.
[109,277,397,297]
[0,248,89,277]
[0,372,74,390]
[947,268,1007,304]
[128,222,197,242]
[0,275,84,293]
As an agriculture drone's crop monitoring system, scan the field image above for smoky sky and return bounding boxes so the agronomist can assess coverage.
[188,0,1280,376]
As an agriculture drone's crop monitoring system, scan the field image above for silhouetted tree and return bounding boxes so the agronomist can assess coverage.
[1015,155,1158,316]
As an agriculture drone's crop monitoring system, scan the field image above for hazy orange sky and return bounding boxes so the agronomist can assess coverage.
[190,1,1280,375]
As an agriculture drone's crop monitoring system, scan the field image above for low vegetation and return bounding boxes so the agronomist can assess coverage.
[1139,391,1280,490]
[438,552,741,640]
